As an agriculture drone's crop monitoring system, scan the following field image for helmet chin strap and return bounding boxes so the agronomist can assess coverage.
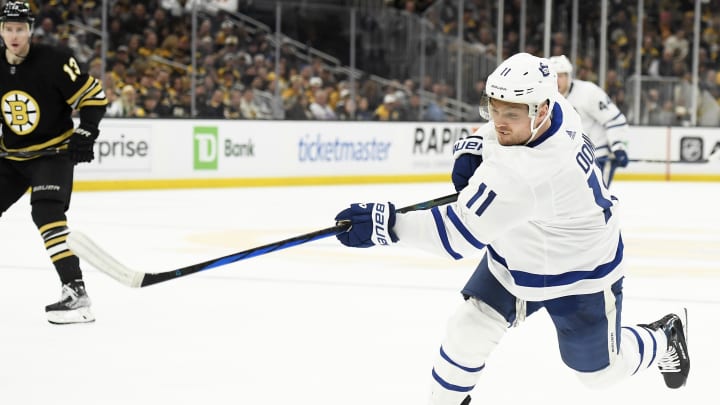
[5,46,28,63]
[10,48,27,59]
[524,104,552,145]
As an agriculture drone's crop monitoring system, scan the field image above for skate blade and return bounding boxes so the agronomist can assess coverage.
[47,307,96,325]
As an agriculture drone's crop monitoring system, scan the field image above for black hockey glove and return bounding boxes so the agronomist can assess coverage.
[68,124,99,164]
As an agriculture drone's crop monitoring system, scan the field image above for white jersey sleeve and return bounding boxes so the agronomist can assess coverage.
[394,97,624,301]
[566,80,629,157]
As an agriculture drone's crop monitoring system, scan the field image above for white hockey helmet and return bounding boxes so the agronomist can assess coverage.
[481,53,558,140]
[548,55,573,75]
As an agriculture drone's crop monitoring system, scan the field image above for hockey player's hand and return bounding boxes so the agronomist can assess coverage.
[335,202,398,248]
[613,149,629,168]
[69,124,99,164]
[452,136,483,192]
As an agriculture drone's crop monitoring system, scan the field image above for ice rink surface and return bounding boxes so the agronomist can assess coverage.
[0,181,717,405]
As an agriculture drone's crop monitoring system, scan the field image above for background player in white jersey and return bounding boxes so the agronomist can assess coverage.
[548,55,629,186]
[334,53,689,405]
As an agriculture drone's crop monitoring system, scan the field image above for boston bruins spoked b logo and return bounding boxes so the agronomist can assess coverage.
[2,90,40,135]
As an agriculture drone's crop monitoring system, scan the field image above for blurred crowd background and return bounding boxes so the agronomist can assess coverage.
[23,0,720,126]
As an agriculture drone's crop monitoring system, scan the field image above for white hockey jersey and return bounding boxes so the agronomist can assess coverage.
[565,79,629,158]
[394,97,624,301]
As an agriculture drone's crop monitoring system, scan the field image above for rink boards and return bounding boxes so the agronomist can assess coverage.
[72,119,720,190]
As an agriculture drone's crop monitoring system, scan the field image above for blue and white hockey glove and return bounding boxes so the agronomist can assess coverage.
[335,202,398,248]
[612,149,629,168]
[451,136,484,192]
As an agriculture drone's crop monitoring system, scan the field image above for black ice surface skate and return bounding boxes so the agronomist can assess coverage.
[639,310,690,389]
[45,279,95,324]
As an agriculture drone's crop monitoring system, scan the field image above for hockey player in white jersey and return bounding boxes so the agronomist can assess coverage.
[548,54,629,186]
[334,53,689,405]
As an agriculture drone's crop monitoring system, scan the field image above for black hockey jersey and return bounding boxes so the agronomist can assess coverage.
[0,43,107,152]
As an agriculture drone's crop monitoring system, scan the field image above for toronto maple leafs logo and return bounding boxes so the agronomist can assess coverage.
[539,62,550,77]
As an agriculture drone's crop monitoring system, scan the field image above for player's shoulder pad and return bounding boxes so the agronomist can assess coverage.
[573,79,606,97]
[32,43,77,65]
[556,97,583,129]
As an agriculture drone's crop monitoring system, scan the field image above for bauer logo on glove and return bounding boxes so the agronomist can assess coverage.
[68,123,100,164]
[334,202,398,248]
[73,127,94,138]
[452,135,484,192]
[369,203,392,246]
[453,135,484,159]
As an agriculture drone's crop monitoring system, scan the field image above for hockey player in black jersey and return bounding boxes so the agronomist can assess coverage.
[0,1,107,324]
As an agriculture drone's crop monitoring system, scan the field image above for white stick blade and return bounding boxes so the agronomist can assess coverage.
[67,231,144,288]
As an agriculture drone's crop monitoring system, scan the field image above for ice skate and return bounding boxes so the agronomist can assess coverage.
[45,279,95,324]
[639,310,690,388]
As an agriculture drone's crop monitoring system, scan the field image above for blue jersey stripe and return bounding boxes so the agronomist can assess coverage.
[447,206,487,249]
[605,122,628,130]
[487,244,508,267]
[603,111,624,127]
[488,237,624,288]
[431,207,463,259]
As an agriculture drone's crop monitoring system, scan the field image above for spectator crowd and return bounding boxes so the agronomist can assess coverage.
[25,0,720,125]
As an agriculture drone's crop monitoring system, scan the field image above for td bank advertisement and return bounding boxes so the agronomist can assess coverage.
[73,119,720,186]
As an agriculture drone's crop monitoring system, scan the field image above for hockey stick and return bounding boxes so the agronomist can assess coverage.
[67,193,459,288]
[629,158,711,164]
[630,148,720,164]
[0,147,66,158]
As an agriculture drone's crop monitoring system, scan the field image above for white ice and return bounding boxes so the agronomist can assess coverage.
[0,181,717,405]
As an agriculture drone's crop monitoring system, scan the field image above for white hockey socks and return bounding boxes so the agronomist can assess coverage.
[429,298,508,405]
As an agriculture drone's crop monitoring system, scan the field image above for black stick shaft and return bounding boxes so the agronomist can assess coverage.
[628,158,708,164]
[0,148,65,158]
[140,193,459,287]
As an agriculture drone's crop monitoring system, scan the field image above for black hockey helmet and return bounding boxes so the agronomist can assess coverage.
[0,1,34,25]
